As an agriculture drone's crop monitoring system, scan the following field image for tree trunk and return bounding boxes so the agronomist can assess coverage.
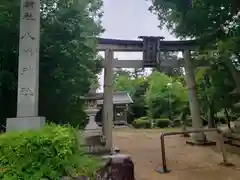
[181,112,190,137]
[222,59,240,94]
[183,50,206,143]
[224,108,233,132]
[207,105,215,128]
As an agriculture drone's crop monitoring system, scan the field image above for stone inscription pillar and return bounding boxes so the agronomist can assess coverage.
[6,0,45,131]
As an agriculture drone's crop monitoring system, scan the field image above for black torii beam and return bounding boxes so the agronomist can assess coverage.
[97,37,198,52]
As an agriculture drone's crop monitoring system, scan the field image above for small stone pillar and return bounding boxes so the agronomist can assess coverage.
[84,98,102,137]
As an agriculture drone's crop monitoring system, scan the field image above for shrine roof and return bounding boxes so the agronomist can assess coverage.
[96,91,133,105]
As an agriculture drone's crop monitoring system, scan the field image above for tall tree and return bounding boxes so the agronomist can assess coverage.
[145,72,188,119]
[149,0,240,93]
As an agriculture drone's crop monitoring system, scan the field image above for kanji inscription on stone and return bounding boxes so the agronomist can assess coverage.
[22,12,35,20]
[17,0,40,116]
[20,88,34,96]
[20,66,33,75]
[20,32,35,40]
[24,48,34,56]
[23,0,36,9]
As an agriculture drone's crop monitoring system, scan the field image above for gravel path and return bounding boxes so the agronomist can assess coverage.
[113,129,240,180]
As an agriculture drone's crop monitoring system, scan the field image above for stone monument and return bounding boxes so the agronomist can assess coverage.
[6,0,45,131]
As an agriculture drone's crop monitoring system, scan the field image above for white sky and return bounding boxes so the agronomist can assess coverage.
[98,0,176,92]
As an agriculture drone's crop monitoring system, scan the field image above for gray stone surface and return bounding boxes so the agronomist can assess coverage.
[6,0,45,132]
[17,0,41,117]
[183,50,205,142]
[102,49,114,151]
[6,117,45,132]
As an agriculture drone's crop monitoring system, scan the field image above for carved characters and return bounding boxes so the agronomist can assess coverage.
[24,48,34,56]
[20,88,34,96]
[20,66,33,76]
[23,0,36,9]
[22,12,35,20]
[20,32,35,40]
[22,0,36,20]
[18,0,39,99]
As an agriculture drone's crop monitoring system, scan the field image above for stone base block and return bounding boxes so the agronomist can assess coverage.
[6,116,45,132]
[191,132,207,141]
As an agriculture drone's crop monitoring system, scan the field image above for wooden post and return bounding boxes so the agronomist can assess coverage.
[103,49,114,151]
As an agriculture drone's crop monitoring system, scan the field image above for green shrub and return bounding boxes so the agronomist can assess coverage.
[0,124,101,180]
[155,118,171,128]
[132,117,151,128]
[171,119,181,127]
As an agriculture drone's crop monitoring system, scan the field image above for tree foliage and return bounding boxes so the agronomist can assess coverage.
[148,0,240,129]
[114,69,189,124]
[114,69,147,123]
[145,72,188,119]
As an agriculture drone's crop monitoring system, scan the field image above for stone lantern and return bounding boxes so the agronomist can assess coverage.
[82,93,102,137]
[80,82,105,152]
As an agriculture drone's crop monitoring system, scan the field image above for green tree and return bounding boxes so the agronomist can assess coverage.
[114,69,148,123]
[114,69,145,95]
[145,72,188,119]
[149,0,240,93]
[194,51,237,128]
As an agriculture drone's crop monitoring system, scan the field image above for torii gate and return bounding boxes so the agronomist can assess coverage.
[97,37,203,150]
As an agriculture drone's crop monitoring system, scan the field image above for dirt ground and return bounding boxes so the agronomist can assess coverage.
[113,128,240,180]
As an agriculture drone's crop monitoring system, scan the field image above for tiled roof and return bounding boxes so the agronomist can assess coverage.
[96,91,133,105]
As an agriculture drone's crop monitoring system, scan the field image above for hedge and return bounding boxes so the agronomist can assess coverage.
[155,118,171,128]
[132,117,151,129]
[0,124,101,180]
[132,117,171,128]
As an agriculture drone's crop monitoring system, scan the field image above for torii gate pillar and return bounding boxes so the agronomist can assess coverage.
[102,49,114,151]
[183,50,205,142]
